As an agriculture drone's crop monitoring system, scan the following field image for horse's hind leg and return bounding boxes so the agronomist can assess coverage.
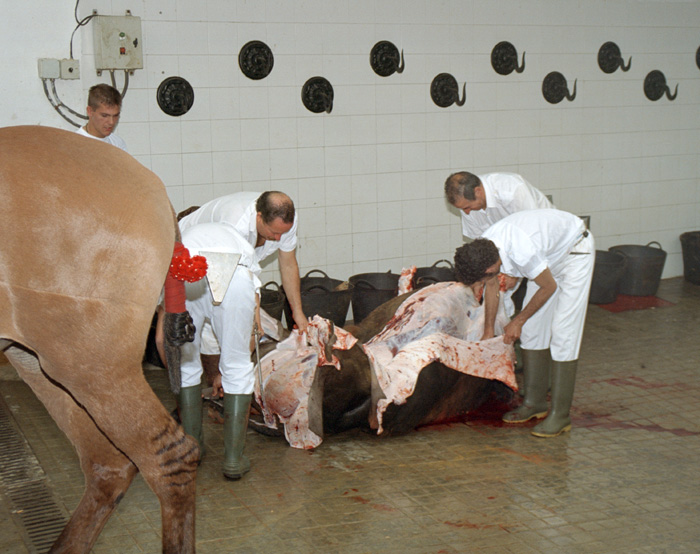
[5,345,138,554]
[38,353,199,554]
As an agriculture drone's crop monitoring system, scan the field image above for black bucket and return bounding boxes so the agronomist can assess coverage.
[283,270,352,328]
[609,242,666,296]
[680,231,700,285]
[349,271,400,324]
[414,259,455,288]
[589,250,626,304]
[260,281,285,321]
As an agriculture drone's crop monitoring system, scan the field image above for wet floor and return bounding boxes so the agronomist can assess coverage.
[1,277,699,553]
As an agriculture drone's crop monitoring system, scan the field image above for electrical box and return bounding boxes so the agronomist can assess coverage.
[93,14,143,71]
[38,58,61,79]
[60,59,80,79]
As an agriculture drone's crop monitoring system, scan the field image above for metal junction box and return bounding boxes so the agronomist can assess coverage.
[93,14,143,71]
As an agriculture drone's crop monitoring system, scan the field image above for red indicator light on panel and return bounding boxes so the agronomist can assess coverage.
[120,47,126,55]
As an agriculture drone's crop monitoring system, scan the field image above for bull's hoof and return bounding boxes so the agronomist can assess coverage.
[248,414,284,437]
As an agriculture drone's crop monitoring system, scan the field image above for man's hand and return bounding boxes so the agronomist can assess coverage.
[210,374,224,399]
[501,267,557,344]
[292,311,308,334]
[502,318,523,344]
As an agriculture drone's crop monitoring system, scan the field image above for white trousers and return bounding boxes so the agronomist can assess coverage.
[519,232,595,361]
[180,267,256,394]
[199,323,220,355]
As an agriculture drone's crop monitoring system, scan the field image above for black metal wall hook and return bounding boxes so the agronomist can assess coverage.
[696,46,700,70]
[370,41,405,77]
[301,77,334,113]
[239,40,274,80]
[491,41,525,75]
[644,70,678,101]
[430,73,466,108]
[542,71,577,104]
[598,42,631,73]
[157,77,195,116]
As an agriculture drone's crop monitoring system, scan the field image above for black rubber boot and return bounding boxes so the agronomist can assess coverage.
[222,393,252,480]
[178,384,205,459]
[502,348,550,423]
[532,360,577,438]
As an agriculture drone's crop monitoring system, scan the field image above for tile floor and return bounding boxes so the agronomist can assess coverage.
[1,277,699,554]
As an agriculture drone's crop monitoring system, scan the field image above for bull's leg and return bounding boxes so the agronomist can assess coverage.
[38,355,198,554]
[5,345,138,553]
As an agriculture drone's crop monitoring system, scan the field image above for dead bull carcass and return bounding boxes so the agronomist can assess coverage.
[254,281,517,449]
[0,126,197,553]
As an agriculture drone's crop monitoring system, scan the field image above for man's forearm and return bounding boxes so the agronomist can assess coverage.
[513,269,557,328]
[482,278,499,338]
[278,251,304,317]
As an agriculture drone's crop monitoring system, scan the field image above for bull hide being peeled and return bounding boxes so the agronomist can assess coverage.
[255,281,516,449]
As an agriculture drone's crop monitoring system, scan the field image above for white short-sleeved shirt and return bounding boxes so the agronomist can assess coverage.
[75,126,128,152]
[481,209,587,280]
[180,222,262,290]
[179,192,298,263]
[461,172,553,239]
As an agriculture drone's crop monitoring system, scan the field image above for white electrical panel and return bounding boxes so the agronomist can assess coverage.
[60,59,80,79]
[38,58,61,79]
[93,14,143,71]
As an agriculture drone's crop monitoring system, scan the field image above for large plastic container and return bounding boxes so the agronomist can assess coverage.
[260,281,285,321]
[414,260,455,288]
[608,242,666,296]
[348,272,400,324]
[680,231,700,285]
[283,270,352,328]
[589,250,626,304]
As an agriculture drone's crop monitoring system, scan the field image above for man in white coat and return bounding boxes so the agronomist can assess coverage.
[177,222,261,480]
[180,191,306,332]
[75,84,128,152]
[453,209,594,438]
[445,171,553,317]
[444,171,553,239]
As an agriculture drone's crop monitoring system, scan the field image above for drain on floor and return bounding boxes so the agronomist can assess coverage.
[0,394,67,553]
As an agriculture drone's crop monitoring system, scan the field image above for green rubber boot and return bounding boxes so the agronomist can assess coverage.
[502,348,550,423]
[222,393,252,480]
[178,384,205,459]
[532,360,577,438]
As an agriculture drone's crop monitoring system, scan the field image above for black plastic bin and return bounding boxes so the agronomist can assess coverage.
[348,271,400,324]
[589,250,626,304]
[260,281,285,321]
[609,242,666,296]
[283,270,352,328]
[414,260,455,288]
[680,231,700,285]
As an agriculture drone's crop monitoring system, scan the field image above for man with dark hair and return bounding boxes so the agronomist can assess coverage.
[454,209,594,438]
[180,191,307,332]
[445,171,553,316]
[75,84,127,152]
[445,171,552,239]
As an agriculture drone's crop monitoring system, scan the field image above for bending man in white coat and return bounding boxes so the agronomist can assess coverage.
[178,223,261,480]
[445,171,553,317]
[180,191,307,333]
[453,209,594,438]
[444,171,552,240]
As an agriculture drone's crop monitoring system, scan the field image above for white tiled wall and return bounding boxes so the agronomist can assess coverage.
[3,0,700,285]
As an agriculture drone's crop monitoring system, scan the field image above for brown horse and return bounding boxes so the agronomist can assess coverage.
[0,126,198,553]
